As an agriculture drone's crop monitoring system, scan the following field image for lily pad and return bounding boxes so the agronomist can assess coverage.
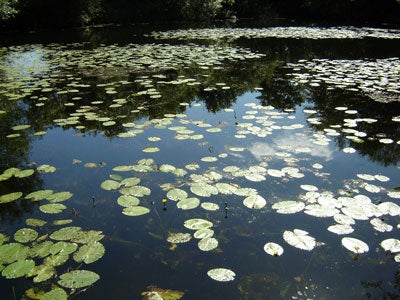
[14,169,35,178]
[198,237,218,251]
[25,189,54,201]
[37,164,56,173]
[26,218,47,227]
[341,237,369,254]
[243,194,266,209]
[28,264,56,283]
[207,268,236,282]
[380,239,400,253]
[193,228,214,239]
[190,183,218,197]
[47,191,73,203]
[177,197,200,210]
[39,203,67,214]
[117,195,140,207]
[41,288,67,300]
[141,286,184,300]
[58,270,100,289]
[73,242,105,264]
[50,227,82,241]
[283,229,316,251]
[201,202,219,211]
[272,201,305,214]
[0,192,23,204]
[14,228,38,243]
[166,188,188,201]
[122,206,150,216]
[2,259,35,279]
[0,243,29,264]
[264,242,284,256]
[167,233,192,244]
[184,218,213,230]
[101,180,121,191]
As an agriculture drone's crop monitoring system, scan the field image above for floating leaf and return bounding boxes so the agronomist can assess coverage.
[194,228,214,239]
[26,218,47,227]
[327,224,354,235]
[166,188,188,201]
[167,233,192,244]
[30,241,53,258]
[73,242,105,264]
[243,194,266,209]
[117,195,140,207]
[123,186,151,197]
[37,164,56,173]
[44,253,69,267]
[207,268,236,282]
[141,286,184,300]
[370,218,393,232]
[2,259,35,279]
[201,202,219,211]
[47,191,73,203]
[0,192,23,204]
[300,185,318,192]
[142,147,160,153]
[304,204,339,218]
[41,288,67,300]
[380,239,400,253]
[272,201,305,214]
[14,169,35,178]
[122,206,150,216]
[28,264,56,283]
[39,203,67,214]
[264,242,284,256]
[50,242,78,255]
[341,237,369,253]
[177,197,200,210]
[120,177,140,186]
[190,183,218,197]
[0,243,29,264]
[14,228,38,243]
[283,229,316,251]
[50,227,82,241]
[198,237,218,251]
[25,189,54,201]
[101,180,121,191]
[58,270,100,289]
[72,230,104,244]
[184,218,213,230]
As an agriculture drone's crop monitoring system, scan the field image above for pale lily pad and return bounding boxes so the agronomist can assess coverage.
[177,197,200,210]
[73,242,105,264]
[2,259,35,279]
[159,164,176,172]
[378,202,400,216]
[215,183,238,195]
[121,177,140,186]
[122,206,150,216]
[39,203,67,214]
[167,233,192,244]
[198,237,218,251]
[263,242,284,256]
[380,239,400,253]
[327,224,354,235]
[243,194,266,209]
[143,147,160,153]
[14,228,38,243]
[272,201,305,214]
[141,286,184,300]
[304,204,339,218]
[201,156,218,162]
[341,237,369,253]
[370,218,393,232]
[166,188,188,201]
[58,270,100,289]
[47,191,73,203]
[300,185,319,192]
[123,186,151,197]
[184,218,213,230]
[194,228,214,239]
[283,229,316,251]
[190,183,218,197]
[0,192,23,203]
[207,268,236,282]
[101,180,121,191]
[201,202,219,211]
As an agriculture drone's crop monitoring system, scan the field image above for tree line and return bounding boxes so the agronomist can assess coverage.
[0,0,400,29]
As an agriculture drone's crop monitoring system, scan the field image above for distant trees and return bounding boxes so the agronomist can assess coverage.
[1,0,399,29]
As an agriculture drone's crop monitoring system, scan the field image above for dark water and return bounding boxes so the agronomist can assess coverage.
[0,24,399,299]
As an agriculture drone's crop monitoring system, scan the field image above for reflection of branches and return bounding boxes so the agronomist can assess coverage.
[362,270,400,299]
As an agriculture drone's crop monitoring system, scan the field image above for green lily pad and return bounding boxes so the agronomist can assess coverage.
[44,253,69,267]
[141,286,184,300]
[0,192,23,204]
[101,180,121,191]
[37,164,56,173]
[0,233,9,245]
[26,218,47,227]
[72,230,104,244]
[50,227,83,241]
[120,177,140,186]
[28,264,56,283]
[39,203,67,214]
[177,197,200,210]
[41,288,67,300]
[122,185,151,197]
[201,202,219,211]
[2,259,35,279]
[73,242,105,264]
[0,243,29,264]
[122,206,150,216]
[25,189,54,201]
[12,124,31,131]
[14,169,35,178]
[53,219,73,225]
[50,242,78,255]
[30,241,54,258]
[117,195,140,207]
[58,270,100,289]
[14,228,38,243]
[47,191,73,203]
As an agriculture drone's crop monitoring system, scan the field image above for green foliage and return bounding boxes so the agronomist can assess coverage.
[0,0,18,21]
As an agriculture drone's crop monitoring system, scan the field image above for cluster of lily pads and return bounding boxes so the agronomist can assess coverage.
[150,26,400,41]
[287,58,400,103]
[0,224,104,299]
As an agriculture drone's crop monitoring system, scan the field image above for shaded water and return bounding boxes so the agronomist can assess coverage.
[0,24,399,299]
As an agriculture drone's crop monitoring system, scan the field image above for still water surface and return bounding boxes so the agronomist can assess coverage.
[0,23,399,299]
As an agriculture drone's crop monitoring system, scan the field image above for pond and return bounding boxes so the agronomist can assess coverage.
[0,23,400,299]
